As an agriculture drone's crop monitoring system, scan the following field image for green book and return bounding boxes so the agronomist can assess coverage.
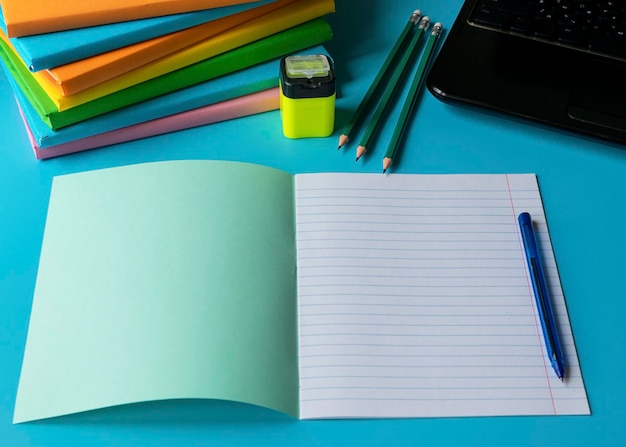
[0,18,332,129]
[13,160,589,423]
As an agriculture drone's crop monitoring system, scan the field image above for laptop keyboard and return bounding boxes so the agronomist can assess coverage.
[468,0,626,61]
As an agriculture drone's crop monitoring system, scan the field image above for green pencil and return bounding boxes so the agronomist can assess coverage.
[337,10,421,149]
[383,22,443,173]
[355,16,430,161]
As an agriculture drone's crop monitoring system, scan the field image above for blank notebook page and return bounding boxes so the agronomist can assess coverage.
[294,173,589,419]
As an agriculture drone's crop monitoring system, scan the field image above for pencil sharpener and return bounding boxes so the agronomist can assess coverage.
[279,54,335,139]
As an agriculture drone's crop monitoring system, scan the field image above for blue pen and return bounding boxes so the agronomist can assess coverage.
[518,212,565,381]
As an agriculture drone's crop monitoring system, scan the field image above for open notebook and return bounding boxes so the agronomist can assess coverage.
[14,161,589,423]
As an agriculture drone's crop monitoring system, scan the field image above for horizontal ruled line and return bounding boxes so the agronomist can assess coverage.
[298,396,585,403]
[299,373,584,381]
[300,385,576,392]
[298,333,544,338]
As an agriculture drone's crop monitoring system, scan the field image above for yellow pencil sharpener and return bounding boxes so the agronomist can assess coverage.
[279,54,336,139]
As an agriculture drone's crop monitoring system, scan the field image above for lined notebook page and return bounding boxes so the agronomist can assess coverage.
[294,173,589,419]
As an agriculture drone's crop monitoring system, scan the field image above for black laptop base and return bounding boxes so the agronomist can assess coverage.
[426,1,626,148]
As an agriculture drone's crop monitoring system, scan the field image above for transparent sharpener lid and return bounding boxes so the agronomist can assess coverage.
[284,54,331,79]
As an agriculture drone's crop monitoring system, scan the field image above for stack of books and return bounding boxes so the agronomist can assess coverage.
[0,0,335,159]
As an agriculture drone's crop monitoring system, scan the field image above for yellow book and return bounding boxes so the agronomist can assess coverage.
[42,0,296,96]
[32,0,334,111]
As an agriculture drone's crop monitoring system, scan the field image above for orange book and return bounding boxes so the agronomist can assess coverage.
[43,0,296,96]
[0,0,259,37]
[22,0,335,114]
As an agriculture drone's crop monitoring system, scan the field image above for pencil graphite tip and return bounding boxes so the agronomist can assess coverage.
[337,134,349,149]
[355,145,367,161]
[382,157,393,173]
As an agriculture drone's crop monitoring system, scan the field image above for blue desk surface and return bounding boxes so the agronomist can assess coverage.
[2,1,626,446]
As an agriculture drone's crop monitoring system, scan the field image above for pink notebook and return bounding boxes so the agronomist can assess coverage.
[19,88,279,159]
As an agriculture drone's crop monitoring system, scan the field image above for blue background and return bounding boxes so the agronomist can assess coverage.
[2,0,626,445]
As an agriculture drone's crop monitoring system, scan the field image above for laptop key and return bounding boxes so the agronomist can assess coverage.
[533,17,558,38]
[483,0,531,15]
[511,15,534,33]
[558,27,588,45]
[470,6,511,28]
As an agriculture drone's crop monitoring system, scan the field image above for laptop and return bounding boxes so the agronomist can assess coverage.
[426,0,626,146]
